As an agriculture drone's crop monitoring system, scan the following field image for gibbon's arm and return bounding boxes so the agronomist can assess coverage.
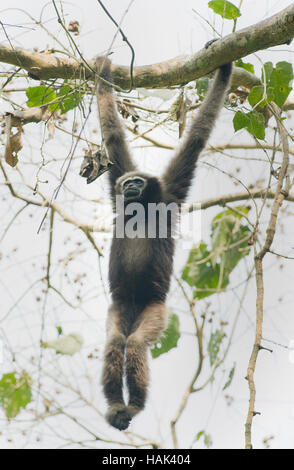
[96,57,136,198]
[163,63,232,203]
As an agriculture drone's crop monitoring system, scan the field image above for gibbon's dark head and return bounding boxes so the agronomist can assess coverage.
[116,171,162,203]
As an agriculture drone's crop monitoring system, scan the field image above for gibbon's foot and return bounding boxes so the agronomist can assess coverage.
[106,404,132,431]
[127,404,142,418]
[205,38,219,49]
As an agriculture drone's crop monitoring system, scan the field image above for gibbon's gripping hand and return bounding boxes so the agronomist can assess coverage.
[205,38,219,49]
[204,38,232,78]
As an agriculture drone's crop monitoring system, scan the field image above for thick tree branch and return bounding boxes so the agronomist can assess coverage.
[189,189,294,212]
[0,5,293,88]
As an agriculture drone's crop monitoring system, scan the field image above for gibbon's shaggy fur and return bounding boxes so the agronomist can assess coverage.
[96,53,232,430]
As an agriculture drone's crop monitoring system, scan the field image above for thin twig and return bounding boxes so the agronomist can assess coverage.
[245,103,289,449]
[97,0,135,91]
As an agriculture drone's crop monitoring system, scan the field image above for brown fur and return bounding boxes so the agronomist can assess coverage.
[102,302,167,430]
[96,55,232,430]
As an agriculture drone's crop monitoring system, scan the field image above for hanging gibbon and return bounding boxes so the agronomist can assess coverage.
[95,50,232,430]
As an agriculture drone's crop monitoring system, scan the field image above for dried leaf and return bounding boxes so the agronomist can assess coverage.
[4,115,23,167]
[118,99,139,122]
[68,20,80,35]
[79,147,113,184]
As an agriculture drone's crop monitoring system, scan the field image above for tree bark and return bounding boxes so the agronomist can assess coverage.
[0,4,293,89]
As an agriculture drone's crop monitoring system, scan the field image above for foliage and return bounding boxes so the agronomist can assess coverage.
[208,0,241,20]
[249,62,293,109]
[208,329,224,366]
[235,59,254,74]
[56,326,63,336]
[0,371,32,419]
[248,85,275,109]
[233,61,293,139]
[26,82,83,114]
[196,77,210,101]
[26,85,58,111]
[57,84,83,114]
[233,110,265,140]
[196,430,213,448]
[223,363,236,390]
[151,313,180,359]
[263,61,293,107]
[182,207,251,299]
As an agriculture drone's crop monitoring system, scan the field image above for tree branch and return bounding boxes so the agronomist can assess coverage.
[189,188,294,212]
[0,159,110,233]
[244,104,290,449]
[0,4,293,88]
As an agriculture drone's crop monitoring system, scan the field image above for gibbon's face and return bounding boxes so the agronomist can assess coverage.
[116,171,163,203]
[121,176,146,200]
[116,172,148,201]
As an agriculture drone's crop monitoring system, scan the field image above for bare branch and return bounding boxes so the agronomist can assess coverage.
[0,5,293,88]
[189,188,294,212]
[0,159,111,233]
[245,104,290,449]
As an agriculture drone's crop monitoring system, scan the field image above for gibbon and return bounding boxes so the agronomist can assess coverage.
[95,52,232,430]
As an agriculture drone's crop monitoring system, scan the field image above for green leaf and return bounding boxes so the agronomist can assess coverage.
[208,329,224,366]
[262,62,274,85]
[26,86,57,111]
[57,84,83,114]
[273,84,292,107]
[196,77,209,101]
[182,243,226,299]
[195,430,213,448]
[235,59,254,74]
[56,326,63,336]
[261,61,293,107]
[233,110,265,139]
[269,62,293,107]
[26,84,83,115]
[248,85,275,108]
[204,433,213,448]
[43,333,83,355]
[208,0,241,19]
[0,371,32,418]
[275,61,293,85]
[151,314,180,359]
[211,206,251,273]
[196,430,205,441]
[247,111,265,139]
[213,205,250,221]
[233,111,250,132]
[223,363,236,390]
[182,207,251,299]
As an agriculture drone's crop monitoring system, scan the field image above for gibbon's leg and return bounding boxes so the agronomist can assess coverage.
[125,303,168,419]
[102,304,130,430]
